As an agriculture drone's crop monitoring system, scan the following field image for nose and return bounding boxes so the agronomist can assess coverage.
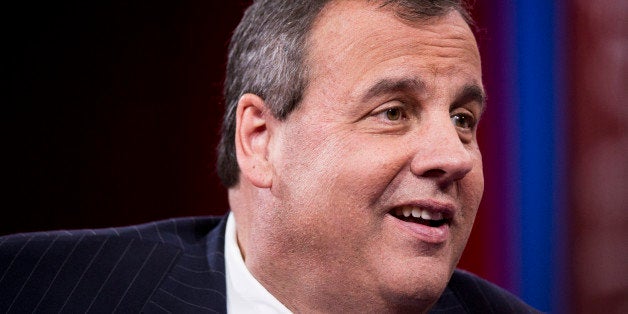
[409,115,474,186]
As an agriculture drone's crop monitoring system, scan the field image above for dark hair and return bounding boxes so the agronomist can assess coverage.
[217,0,472,187]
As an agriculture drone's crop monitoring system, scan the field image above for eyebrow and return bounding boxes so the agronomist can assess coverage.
[360,78,426,102]
[360,77,486,112]
[454,84,486,113]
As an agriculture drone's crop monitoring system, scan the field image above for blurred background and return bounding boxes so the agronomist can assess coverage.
[2,0,626,313]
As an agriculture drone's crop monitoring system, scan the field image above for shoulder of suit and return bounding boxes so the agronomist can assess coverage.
[0,215,227,270]
[0,215,225,248]
[0,215,228,313]
[441,269,543,313]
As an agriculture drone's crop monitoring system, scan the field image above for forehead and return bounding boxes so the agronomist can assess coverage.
[304,1,481,98]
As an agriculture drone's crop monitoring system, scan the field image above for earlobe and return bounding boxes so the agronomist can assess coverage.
[235,93,274,188]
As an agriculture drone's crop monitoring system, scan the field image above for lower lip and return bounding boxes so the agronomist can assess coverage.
[389,215,450,244]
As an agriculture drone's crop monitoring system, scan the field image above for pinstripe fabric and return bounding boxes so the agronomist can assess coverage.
[0,216,226,313]
[430,270,541,313]
[1,215,538,313]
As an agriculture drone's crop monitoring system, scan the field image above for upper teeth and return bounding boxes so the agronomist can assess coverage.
[396,207,443,221]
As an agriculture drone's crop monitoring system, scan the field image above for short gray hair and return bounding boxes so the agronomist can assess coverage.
[217,0,472,187]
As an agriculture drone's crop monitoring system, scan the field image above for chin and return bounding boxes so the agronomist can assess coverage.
[376,258,454,310]
[383,284,447,313]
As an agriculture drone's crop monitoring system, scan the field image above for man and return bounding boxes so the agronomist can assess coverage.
[1,0,539,313]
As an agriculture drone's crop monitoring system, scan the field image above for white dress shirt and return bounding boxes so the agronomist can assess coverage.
[225,212,293,313]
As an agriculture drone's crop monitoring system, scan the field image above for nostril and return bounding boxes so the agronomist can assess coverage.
[422,169,446,178]
[416,159,473,188]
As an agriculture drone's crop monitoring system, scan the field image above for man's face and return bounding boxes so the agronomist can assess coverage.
[263,1,484,308]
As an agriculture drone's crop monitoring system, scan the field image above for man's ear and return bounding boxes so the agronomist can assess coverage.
[235,93,275,188]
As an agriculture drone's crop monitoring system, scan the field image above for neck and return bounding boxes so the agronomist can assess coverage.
[228,186,435,313]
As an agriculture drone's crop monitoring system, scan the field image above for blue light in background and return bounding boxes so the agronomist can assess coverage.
[514,0,566,312]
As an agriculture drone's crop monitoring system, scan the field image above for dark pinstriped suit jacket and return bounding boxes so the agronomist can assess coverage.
[0,215,539,313]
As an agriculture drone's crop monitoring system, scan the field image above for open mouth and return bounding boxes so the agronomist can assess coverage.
[389,206,451,228]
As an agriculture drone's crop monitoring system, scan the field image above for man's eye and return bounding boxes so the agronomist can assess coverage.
[384,108,402,121]
[451,113,475,129]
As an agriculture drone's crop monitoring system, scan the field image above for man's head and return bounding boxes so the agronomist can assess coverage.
[217,0,472,187]
[222,0,484,312]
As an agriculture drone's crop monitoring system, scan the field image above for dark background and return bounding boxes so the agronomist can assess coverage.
[3,1,250,234]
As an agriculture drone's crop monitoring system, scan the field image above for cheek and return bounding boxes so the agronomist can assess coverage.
[459,152,484,224]
[471,150,484,205]
[266,134,390,258]
[269,128,349,215]
[270,131,409,240]
[322,136,411,204]
[278,128,402,188]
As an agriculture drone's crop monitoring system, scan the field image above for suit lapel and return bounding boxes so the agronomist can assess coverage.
[142,216,228,313]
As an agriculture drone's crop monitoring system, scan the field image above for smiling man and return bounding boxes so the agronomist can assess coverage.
[219,0,537,312]
[227,0,486,312]
[0,0,538,313]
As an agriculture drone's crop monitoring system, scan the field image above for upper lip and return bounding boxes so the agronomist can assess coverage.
[388,199,457,220]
